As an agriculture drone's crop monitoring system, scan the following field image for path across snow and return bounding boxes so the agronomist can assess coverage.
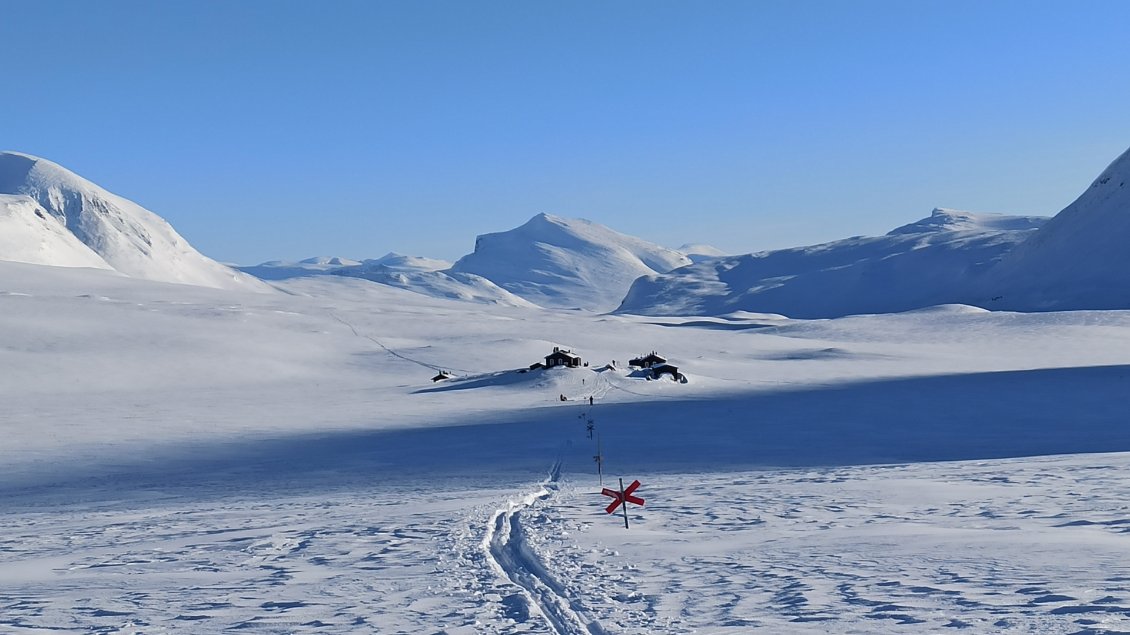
[484,461,610,634]
[7,453,1130,633]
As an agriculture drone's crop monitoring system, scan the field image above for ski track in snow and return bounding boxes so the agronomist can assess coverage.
[7,456,1130,633]
[484,460,608,635]
[329,311,473,375]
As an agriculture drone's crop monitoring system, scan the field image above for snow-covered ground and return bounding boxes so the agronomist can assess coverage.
[5,261,1130,633]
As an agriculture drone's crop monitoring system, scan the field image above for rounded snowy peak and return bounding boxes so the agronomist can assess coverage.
[451,213,692,311]
[887,208,1047,235]
[511,212,606,240]
[0,151,269,292]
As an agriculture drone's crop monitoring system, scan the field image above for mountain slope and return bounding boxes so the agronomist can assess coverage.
[0,194,114,270]
[978,146,1130,311]
[449,213,691,311]
[333,267,537,307]
[0,151,268,291]
[617,208,1047,318]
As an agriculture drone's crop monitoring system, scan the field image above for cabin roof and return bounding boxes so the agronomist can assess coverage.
[547,349,580,359]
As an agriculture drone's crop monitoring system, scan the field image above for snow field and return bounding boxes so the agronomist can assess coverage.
[6,263,1130,632]
[7,454,1130,634]
[530,455,1130,633]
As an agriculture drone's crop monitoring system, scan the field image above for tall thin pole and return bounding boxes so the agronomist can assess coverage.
[619,477,630,529]
[594,434,603,487]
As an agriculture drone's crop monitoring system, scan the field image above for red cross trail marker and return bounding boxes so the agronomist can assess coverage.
[602,478,645,528]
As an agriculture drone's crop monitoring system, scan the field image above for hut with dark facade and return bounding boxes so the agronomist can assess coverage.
[629,352,668,369]
[544,347,582,368]
[650,363,680,380]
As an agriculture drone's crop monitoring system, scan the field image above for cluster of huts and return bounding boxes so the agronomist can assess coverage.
[525,347,679,379]
[434,347,682,382]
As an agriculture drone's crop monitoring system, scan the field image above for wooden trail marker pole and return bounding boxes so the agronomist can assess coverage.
[601,479,645,529]
[619,478,630,529]
[593,435,604,486]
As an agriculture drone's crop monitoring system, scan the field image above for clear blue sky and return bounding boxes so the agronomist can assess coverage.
[4,1,1130,264]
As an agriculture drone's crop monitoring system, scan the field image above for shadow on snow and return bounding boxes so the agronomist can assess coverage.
[7,364,1130,503]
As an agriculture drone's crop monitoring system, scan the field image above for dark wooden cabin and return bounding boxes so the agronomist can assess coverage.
[629,352,668,368]
[544,347,582,368]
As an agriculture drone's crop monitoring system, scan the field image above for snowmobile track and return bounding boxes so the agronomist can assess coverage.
[484,461,608,635]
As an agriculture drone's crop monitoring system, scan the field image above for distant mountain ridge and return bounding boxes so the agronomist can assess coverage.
[617,208,1049,318]
[0,151,267,291]
[241,214,695,310]
[11,145,1130,317]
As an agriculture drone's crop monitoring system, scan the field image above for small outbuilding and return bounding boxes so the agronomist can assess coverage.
[431,370,455,382]
[650,363,680,380]
[629,352,668,368]
[544,347,582,368]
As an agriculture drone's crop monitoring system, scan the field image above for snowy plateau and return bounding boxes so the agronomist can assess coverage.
[4,148,1130,634]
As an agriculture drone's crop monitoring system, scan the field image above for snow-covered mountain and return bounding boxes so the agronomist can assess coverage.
[978,146,1130,311]
[0,194,114,270]
[239,256,363,281]
[617,208,1047,319]
[450,213,692,311]
[240,253,450,281]
[239,252,530,306]
[240,216,701,311]
[676,243,729,263]
[363,252,451,272]
[0,151,267,291]
[334,267,537,307]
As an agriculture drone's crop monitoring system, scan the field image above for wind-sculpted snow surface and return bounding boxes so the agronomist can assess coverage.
[7,450,1130,633]
[0,151,268,291]
[450,213,692,311]
[533,455,1130,633]
[618,208,1046,318]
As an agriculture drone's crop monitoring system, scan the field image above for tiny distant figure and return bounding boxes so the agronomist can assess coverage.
[560,393,567,401]
[589,396,594,406]
[582,378,585,385]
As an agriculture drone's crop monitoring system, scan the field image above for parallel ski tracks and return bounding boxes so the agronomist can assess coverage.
[483,461,607,635]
